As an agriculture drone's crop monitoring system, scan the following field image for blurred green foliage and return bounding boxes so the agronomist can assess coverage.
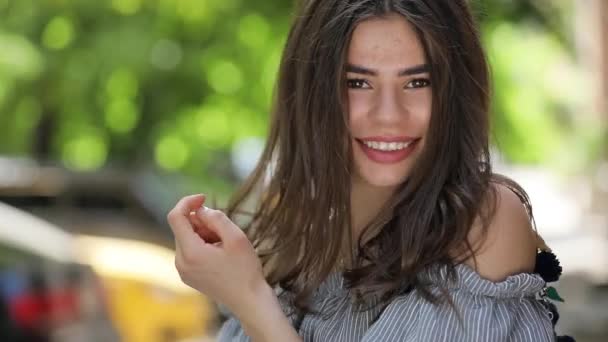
[0,0,602,194]
[474,1,604,172]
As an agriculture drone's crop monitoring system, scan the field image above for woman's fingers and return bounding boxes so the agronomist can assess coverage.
[196,206,244,248]
[167,194,206,250]
[189,212,221,243]
[169,197,264,305]
[189,211,204,231]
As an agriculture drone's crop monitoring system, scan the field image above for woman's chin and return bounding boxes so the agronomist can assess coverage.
[356,171,408,188]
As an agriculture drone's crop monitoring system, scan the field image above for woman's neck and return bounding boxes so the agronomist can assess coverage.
[350,177,397,241]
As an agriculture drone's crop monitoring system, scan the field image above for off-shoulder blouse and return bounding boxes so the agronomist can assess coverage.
[217,263,559,341]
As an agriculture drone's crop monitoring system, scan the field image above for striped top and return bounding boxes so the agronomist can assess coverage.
[217,263,556,341]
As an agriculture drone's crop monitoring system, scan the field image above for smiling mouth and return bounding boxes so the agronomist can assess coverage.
[358,139,417,151]
[355,138,420,164]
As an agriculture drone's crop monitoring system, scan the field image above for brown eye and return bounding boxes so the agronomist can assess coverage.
[346,79,370,89]
[406,78,430,89]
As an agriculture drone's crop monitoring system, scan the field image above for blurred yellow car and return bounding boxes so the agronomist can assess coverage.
[75,235,217,342]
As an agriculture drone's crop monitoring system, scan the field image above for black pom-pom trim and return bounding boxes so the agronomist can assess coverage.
[534,250,562,283]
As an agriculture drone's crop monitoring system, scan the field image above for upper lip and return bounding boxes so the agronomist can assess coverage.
[358,136,419,142]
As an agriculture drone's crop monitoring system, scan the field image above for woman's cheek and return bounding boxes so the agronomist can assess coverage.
[348,93,372,122]
[404,91,432,119]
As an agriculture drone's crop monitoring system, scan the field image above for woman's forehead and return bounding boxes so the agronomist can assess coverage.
[347,14,426,70]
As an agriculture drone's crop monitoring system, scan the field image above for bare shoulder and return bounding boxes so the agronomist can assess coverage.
[464,182,537,282]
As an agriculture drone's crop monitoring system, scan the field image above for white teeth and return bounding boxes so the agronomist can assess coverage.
[363,140,414,151]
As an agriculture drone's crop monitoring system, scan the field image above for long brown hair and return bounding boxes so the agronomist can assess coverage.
[225,0,535,313]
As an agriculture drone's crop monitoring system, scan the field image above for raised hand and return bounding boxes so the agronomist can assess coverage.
[166,194,266,316]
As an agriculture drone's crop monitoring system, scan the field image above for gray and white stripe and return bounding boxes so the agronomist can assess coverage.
[217,264,556,341]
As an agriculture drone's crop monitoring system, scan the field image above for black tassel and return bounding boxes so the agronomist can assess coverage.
[534,250,562,283]
[543,300,560,326]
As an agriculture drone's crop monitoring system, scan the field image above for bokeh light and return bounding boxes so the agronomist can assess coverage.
[205,59,243,95]
[0,32,43,80]
[104,98,140,134]
[61,133,108,171]
[105,68,139,100]
[111,0,142,16]
[155,135,191,171]
[42,16,75,50]
[238,13,271,49]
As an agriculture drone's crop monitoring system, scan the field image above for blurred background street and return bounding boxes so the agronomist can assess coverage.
[0,0,607,341]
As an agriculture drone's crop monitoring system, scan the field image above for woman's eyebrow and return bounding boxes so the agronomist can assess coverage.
[345,63,430,76]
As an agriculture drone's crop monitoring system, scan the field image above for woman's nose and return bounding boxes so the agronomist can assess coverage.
[373,87,406,123]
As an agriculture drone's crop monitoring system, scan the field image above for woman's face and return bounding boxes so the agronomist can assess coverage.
[347,14,432,189]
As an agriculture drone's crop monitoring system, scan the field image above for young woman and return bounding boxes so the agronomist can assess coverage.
[167,0,573,341]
